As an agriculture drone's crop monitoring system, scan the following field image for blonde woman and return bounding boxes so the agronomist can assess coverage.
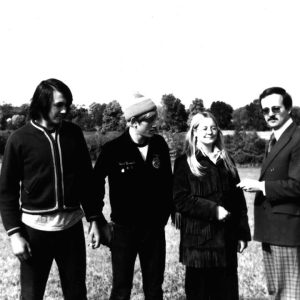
[173,111,251,300]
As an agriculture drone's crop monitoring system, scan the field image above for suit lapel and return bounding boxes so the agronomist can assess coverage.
[260,123,296,179]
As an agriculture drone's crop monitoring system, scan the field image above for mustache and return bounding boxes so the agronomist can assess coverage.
[268,116,278,121]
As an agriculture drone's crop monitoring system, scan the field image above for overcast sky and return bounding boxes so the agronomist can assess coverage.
[1,0,299,110]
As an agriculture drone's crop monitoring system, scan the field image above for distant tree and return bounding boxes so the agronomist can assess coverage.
[187,98,205,125]
[224,130,266,165]
[18,103,30,119]
[232,100,268,131]
[291,106,300,125]
[7,114,26,130]
[210,101,233,129]
[89,102,107,130]
[232,107,248,130]
[0,103,15,129]
[69,105,94,131]
[101,100,126,132]
[245,99,268,131]
[160,94,188,132]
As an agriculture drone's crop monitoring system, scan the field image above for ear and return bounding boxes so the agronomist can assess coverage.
[129,117,138,128]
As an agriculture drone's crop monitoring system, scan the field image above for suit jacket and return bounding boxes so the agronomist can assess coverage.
[254,122,300,246]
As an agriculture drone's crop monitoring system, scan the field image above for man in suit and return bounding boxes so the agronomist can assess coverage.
[238,87,300,299]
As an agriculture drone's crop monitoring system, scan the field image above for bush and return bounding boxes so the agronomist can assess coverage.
[84,131,122,161]
[161,131,186,161]
[224,131,266,165]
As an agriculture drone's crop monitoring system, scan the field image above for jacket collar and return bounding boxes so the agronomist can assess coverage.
[30,120,62,134]
[273,117,293,141]
[260,122,297,179]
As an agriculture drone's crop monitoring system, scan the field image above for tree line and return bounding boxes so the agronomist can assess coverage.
[1,94,299,132]
[1,94,300,165]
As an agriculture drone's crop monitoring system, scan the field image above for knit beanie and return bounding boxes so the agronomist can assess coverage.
[124,93,157,121]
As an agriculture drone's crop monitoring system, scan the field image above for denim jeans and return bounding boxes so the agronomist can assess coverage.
[110,224,166,300]
[20,221,87,300]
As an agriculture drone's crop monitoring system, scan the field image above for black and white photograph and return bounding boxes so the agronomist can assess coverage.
[1,1,300,299]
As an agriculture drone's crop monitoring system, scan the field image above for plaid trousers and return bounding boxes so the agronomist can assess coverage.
[262,243,300,300]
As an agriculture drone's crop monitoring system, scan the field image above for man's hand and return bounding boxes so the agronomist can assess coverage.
[99,222,113,247]
[237,240,248,253]
[10,232,32,261]
[217,206,230,221]
[237,179,265,193]
[88,220,101,249]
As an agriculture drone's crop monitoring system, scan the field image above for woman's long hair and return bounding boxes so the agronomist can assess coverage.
[185,111,237,177]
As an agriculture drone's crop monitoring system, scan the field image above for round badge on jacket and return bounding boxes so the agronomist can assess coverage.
[152,155,160,169]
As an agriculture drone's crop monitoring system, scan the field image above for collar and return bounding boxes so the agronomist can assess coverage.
[31,120,60,134]
[198,146,222,164]
[127,128,150,147]
[273,117,293,141]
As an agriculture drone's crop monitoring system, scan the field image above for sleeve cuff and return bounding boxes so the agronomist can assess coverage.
[86,214,107,226]
[7,227,22,236]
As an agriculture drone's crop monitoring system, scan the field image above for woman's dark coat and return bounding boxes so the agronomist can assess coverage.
[173,153,251,268]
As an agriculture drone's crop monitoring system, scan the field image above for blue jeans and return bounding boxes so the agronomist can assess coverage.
[110,224,166,300]
[20,221,87,300]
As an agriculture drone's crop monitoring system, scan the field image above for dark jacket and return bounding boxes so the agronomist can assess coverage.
[173,153,251,268]
[0,120,102,236]
[254,122,300,246]
[93,129,173,227]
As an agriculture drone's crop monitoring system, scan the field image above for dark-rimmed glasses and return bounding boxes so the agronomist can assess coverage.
[262,106,281,115]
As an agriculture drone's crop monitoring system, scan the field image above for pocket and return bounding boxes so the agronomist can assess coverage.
[23,177,42,196]
[272,203,300,216]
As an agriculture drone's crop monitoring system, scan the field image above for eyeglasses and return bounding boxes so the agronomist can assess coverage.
[262,106,281,115]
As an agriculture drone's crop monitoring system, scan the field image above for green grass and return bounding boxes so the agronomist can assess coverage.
[0,168,268,299]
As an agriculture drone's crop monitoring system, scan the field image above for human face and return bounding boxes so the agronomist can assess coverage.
[194,117,218,149]
[261,94,291,130]
[135,116,157,139]
[47,90,67,127]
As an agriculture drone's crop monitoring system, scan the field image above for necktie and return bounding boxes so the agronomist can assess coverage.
[268,133,276,154]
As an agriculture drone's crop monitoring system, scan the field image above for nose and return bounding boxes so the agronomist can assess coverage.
[206,128,212,134]
[60,105,67,114]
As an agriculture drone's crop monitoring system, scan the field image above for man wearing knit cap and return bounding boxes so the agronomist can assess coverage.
[94,93,173,300]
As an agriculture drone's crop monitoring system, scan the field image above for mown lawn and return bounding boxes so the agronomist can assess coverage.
[0,167,268,299]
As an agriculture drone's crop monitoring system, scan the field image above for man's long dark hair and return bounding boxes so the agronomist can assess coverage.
[29,78,73,121]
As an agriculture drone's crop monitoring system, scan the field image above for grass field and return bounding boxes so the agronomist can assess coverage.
[0,167,269,299]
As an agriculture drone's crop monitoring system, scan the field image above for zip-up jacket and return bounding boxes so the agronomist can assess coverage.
[93,129,173,228]
[0,120,103,236]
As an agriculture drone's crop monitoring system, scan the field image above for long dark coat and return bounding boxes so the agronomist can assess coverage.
[173,153,251,268]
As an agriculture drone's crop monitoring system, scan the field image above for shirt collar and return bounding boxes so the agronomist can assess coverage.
[199,146,222,164]
[273,117,293,141]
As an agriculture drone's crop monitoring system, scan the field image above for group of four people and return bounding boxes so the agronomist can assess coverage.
[0,79,299,300]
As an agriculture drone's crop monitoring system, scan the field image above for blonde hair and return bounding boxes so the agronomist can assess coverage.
[185,111,237,177]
